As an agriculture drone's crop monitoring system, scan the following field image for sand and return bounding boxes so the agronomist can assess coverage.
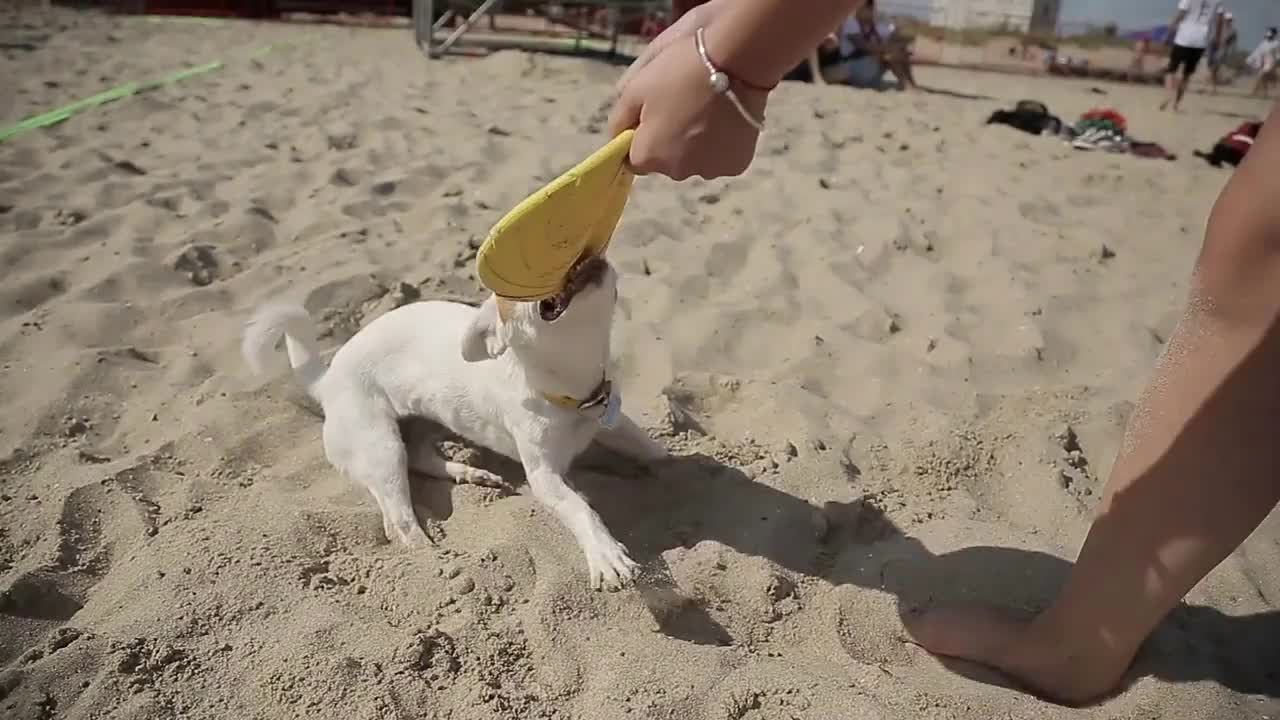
[2,6,1278,720]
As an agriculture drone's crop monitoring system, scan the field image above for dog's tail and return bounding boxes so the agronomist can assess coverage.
[242,302,327,400]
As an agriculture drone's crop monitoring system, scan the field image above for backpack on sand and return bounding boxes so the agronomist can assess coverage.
[986,99,1063,136]
[1195,121,1263,168]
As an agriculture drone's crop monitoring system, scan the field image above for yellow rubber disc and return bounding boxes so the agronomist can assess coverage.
[477,130,635,301]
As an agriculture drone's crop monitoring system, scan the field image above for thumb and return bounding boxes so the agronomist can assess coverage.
[607,85,643,141]
[626,121,676,179]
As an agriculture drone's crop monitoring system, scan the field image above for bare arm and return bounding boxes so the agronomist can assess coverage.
[904,103,1280,708]
[702,0,865,88]
[1034,103,1280,684]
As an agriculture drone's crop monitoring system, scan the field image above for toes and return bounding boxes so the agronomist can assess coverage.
[586,551,636,591]
[602,569,630,592]
[903,606,1029,666]
[604,552,637,591]
[903,606,1133,706]
[384,515,426,546]
[401,524,433,547]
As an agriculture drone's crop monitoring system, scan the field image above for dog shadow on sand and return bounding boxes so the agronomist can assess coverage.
[400,310,1280,705]
[401,414,1279,705]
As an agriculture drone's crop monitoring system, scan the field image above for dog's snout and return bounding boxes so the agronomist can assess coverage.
[566,254,609,292]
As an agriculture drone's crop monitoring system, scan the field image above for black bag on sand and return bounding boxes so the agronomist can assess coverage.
[986,99,1064,136]
[1194,121,1263,168]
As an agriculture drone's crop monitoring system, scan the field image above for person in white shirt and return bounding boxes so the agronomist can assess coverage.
[1161,0,1225,110]
[1248,27,1279,97]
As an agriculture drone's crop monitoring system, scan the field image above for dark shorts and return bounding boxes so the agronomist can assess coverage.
[1167,43,1205,77]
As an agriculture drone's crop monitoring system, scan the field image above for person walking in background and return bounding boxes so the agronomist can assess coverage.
[1207,11,1238,92]
[1160,0,1224,110]
[1247,27,1279,97]
[1129,37,1150,77]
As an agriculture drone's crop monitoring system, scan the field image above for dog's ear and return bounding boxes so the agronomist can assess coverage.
[461,296,510,362]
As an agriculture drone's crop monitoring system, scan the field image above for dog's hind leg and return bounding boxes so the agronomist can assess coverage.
[596,414,669,463]
[408,443,511,491]
[324,412,430,546]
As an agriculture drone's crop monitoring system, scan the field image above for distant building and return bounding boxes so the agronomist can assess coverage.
[908,0,1062,34]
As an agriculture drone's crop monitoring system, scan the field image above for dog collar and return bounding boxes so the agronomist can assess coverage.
[543,377,621,428]
[491,297,620,426]
[543,377,610,410]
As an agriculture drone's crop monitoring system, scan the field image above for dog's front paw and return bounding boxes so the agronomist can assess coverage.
[585,535,639,592]
[384,514,436,546]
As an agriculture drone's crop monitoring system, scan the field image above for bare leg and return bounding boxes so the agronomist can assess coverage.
[905,107,1280,706]
[1160,70,1177,109]
[1172,71,1191,110]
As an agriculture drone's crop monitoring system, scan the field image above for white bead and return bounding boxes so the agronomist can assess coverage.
[709,71,730,94]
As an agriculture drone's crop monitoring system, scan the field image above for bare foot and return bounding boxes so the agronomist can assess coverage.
[903,606,1136,707]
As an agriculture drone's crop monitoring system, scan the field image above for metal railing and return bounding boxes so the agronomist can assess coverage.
[414,0,666,58]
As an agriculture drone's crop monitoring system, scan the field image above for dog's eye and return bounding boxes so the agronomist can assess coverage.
[539,297,567,322]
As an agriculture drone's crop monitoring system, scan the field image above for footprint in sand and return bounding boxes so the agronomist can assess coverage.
[1018,198,1064,227]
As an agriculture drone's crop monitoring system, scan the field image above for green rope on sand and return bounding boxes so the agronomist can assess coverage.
[0,40,284,144]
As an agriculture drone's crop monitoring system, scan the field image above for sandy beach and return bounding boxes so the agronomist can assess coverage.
[2,6,1278,719]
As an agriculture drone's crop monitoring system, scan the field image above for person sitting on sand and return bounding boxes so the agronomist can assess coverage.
[783,0,916,90]
[1247,27,1279,98]
[835,0,917,91]
[613,0,1280,706]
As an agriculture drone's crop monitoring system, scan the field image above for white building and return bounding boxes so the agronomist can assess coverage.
[911,0,1062,34]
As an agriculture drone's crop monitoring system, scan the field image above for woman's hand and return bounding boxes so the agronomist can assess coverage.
[608,0,863,179]
[607,22,768,180]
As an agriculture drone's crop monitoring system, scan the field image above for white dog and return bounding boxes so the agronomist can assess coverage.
[241,256,668,590]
